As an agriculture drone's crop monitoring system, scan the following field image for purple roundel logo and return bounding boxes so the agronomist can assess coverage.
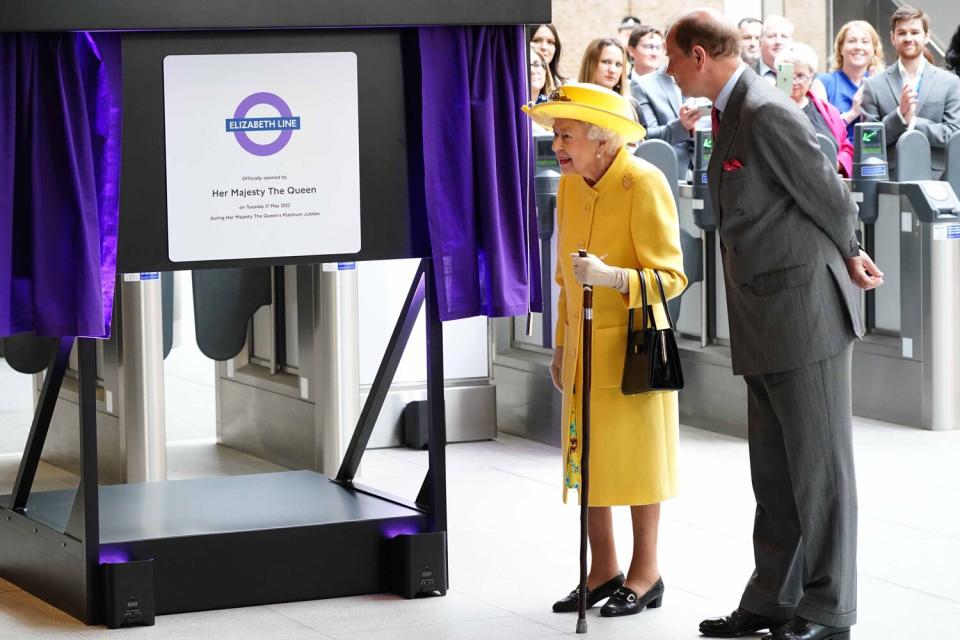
[225,92,301,156]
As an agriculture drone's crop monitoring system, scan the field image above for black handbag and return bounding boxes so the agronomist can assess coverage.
[621,269,684,395]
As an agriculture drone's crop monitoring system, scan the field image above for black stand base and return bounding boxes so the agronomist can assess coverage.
[1,471,427,621]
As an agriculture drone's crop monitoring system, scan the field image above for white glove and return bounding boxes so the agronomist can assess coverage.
[571,252,627,291]
[550,347,563,391]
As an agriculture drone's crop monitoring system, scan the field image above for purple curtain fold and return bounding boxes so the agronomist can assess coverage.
[0,32,121,339]
[418,26,541,321]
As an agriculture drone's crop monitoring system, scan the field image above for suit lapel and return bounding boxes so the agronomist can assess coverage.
[917,64,937,107]
[707,71,751,224]
[658,71,680,115]
[884,65,903,106]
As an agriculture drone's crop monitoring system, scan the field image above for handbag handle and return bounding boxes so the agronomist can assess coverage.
[653,271,676,331]
[627,269,677,336]
[627,269,657,339]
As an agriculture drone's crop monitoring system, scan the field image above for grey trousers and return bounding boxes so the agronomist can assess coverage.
[739,343,857,628]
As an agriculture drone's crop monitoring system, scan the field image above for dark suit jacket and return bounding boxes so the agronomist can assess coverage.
[860,63,960,176]
[630,69,692,178]
[708,67,864,376]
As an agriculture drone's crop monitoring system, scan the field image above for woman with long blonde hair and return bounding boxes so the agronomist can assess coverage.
[578,37,630,97]
[817,20,885,142]
[578,38,642,121]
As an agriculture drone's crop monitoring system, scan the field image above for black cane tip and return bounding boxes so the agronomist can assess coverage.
[576,619,588,633]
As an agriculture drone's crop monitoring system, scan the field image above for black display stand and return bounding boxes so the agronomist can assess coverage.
[0,0,548,625]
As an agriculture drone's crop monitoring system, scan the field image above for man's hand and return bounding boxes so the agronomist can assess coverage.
[898,84,918,124]
[845,250,884,290]
[550,347,563,391]
[678,103,703,133]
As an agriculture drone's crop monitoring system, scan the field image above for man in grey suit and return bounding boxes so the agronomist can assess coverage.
[860,5,960,178]
[666,9,883,640]
[631,66,702,178]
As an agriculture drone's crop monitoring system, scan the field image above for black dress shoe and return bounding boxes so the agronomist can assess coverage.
[552,572,624,613]
[762,617,850,640]
[699,607,791,637]
[599,578,664,617]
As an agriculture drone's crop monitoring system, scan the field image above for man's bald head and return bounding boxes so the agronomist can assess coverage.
[665,8,745,102]
[668,8,741,60]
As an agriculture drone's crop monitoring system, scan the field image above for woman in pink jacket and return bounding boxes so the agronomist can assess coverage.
[777,43,854,177]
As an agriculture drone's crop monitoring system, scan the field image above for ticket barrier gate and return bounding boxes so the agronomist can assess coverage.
[676,122,960,434]
[206,262,495,474]
[674,130,750,436]
[1,275,173,484]
[853,127,960,429]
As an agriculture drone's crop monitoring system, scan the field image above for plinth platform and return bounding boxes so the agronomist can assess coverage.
[1,471,427,617]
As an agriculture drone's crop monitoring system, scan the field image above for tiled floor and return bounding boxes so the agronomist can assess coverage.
[1,417,959,638]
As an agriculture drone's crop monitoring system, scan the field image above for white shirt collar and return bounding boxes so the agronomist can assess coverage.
[715,63,747,114]
[897,56,926,90]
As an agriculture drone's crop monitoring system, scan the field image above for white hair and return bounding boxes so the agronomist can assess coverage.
[763,14,795,37]
[584,123,625,155]
[776,42,818,74]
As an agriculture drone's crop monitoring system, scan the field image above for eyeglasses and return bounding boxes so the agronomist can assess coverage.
[638,44,663,52]
[792,73,812,82]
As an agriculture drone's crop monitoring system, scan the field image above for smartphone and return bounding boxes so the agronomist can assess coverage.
[688,97,712,110]
[775,62,794,96]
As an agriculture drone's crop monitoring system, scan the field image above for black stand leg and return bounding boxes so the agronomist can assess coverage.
[77,338,101,623]
[337,260,428,483]
[422,259,447,534]
[9,337,74,511]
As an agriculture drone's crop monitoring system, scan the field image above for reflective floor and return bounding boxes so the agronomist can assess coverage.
[1,417,960,638]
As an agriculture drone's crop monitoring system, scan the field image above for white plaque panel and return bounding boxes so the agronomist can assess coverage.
[163,52,361,262]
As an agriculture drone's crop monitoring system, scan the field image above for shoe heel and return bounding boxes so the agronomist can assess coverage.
[831,632,850,640]
[646,596,663,609]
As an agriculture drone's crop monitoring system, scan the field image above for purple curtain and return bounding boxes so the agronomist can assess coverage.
[0,32,121,339]
[418,26,541,321]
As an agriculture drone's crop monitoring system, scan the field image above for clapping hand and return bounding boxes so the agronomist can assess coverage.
[850,86,864,118]
[899,84,918,124]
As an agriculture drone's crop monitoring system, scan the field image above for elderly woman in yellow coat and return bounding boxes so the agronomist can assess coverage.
[522,83,686,618]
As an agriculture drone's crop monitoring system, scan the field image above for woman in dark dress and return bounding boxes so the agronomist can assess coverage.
[778,43,854,177]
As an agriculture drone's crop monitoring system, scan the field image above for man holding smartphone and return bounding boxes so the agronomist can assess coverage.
[753,15,793,85]
[860,4,960,178]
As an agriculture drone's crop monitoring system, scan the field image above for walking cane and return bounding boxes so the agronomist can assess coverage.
[576,249,593,634]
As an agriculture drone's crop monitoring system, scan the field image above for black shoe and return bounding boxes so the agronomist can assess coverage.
[599,578,664,617]
[699,607,791,637]
[761,617,851,640]
[552,572,625,613]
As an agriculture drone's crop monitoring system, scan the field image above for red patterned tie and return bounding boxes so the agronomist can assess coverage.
[711,106,721,140]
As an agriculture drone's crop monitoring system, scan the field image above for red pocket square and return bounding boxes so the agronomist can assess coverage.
[723,159,744,172]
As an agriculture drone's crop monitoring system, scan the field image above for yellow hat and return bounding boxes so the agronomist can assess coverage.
[522,83,646,142]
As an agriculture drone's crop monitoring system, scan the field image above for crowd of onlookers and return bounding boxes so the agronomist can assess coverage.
[529,6,960,180]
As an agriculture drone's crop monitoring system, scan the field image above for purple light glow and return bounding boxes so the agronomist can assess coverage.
[382,523,422,539]
[99,548,132,565]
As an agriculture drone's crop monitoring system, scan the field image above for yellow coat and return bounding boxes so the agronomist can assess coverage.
[556,147,687,506]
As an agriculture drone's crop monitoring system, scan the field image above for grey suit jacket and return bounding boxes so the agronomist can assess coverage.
[631,69,692,178]
[860,63,960,176]
[708,68,864,376]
